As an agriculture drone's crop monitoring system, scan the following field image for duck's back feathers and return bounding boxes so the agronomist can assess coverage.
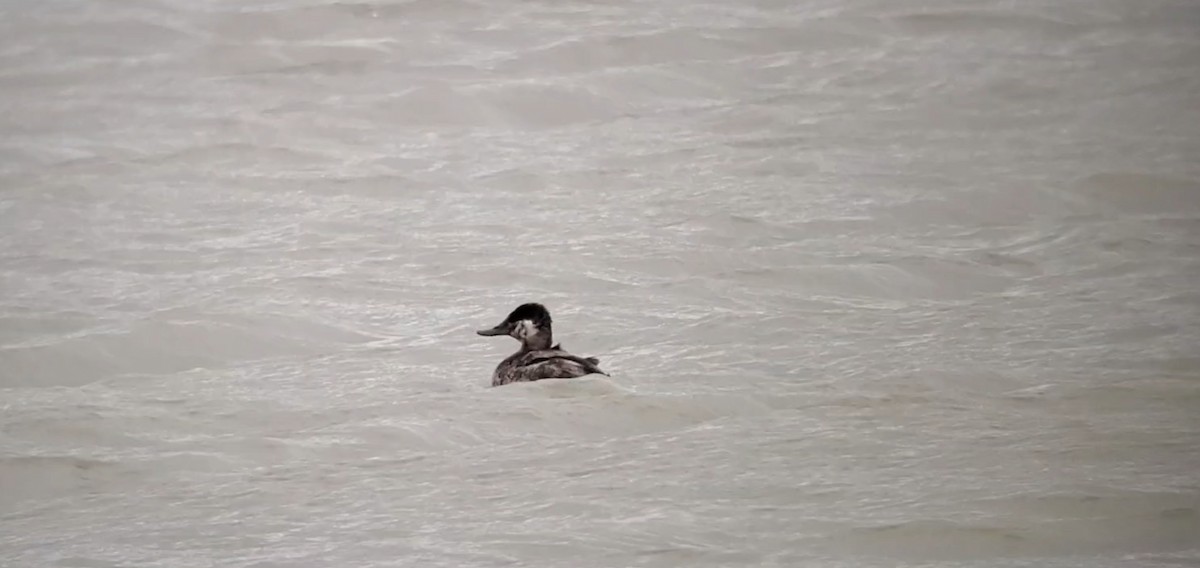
[546,344,599,365]
[492,347,607,387]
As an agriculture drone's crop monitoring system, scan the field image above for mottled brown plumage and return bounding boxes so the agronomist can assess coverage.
[476,303,607,387]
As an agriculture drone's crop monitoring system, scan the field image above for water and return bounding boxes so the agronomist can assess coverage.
[2,0,1199,566]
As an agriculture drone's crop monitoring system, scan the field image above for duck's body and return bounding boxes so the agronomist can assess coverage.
[477,303,607,387]
[490,346,606,386]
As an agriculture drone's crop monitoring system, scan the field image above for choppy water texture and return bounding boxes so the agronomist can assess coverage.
[2,0,1199,566]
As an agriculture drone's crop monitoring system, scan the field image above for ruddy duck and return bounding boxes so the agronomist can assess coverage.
[476,303,607,387]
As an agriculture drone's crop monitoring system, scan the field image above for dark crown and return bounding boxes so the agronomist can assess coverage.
[505,303,552,325]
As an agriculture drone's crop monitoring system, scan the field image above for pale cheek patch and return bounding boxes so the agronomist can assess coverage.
[513,320,535,339]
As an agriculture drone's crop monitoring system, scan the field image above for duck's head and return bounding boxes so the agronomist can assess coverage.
[477,302,553,348]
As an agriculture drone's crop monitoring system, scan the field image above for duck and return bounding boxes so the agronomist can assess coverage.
[476,302,607,387]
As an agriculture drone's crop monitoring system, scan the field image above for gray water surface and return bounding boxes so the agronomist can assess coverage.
[2,0,1199,566]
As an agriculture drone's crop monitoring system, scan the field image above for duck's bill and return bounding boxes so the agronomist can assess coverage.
[476,325,507,336]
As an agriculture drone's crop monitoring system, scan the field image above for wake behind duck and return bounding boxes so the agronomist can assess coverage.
[476,303,607,387]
